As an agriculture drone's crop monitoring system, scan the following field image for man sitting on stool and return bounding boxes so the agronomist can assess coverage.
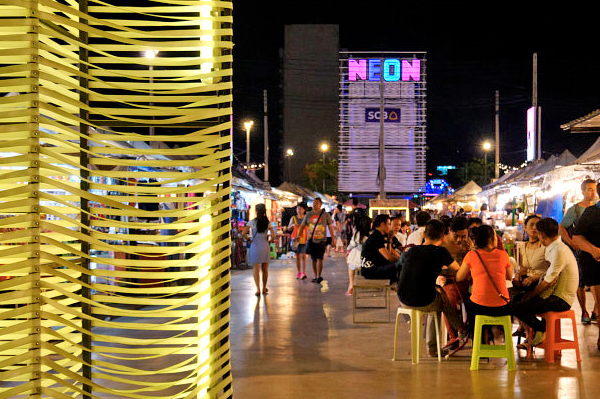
[513,218,578,347]
[397,219,468,357]
[361,214,400,286]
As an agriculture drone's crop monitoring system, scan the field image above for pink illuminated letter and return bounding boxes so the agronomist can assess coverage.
[348,59,367,81]
[401,59,421,81]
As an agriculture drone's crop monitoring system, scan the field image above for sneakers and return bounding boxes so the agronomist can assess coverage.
[530,331,546,346]
[300,272,307,280]
[592,312,597,322]
[582,311,591,324]
[311,277,318,283]
[296,272,302,279]
[316,276,324,284]
[428,347,449,357]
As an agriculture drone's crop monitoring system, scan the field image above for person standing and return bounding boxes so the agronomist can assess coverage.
[345,214,371,295]
[573,181,600,350]
[242,203,276,296]
[300,198,336,284]
[559,178,597,323]
[288,202,309,280]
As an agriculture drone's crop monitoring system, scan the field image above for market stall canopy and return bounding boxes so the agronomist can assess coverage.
[453,180,481,197]
[448,180,481,204]
[574,136,600,164]
[561,108,600,134]
[532,150,576,176]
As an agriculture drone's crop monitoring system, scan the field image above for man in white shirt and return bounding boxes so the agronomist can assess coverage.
[406,211,431,247]
[513,218,579,347]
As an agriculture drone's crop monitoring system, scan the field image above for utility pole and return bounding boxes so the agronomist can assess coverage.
[263,89,269,182]
[378,57,386,199]
[533,53,541,160]
[495,90,500,179]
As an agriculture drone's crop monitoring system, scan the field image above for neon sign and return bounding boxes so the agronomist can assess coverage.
[348,58,421,82]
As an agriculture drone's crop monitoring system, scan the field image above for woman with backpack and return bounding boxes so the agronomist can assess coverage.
[345,214,372,296]
[242,203,276,296]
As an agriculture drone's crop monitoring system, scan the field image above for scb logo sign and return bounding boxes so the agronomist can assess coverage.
[365,108,401,123]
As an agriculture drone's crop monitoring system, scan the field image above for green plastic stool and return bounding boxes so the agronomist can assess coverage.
[270,243,277,259]
[470,314,516,371]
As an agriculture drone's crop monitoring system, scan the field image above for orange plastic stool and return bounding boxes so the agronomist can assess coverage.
[538,310,581,363]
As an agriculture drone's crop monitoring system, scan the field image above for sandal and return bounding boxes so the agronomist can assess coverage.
[254,292,260,297]
[262,288,269,295]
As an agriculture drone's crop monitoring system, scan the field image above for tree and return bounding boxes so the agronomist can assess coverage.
[447,156,495,188]
[304,156,338,195]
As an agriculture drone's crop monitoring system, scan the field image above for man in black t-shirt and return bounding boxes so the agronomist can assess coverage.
[398,219,468,356]
[361,214,400,284]
[573,183,600,350]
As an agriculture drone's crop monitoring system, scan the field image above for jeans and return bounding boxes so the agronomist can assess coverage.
[361,262,400,284]
[404,289,466,351]
[513,295,570,332]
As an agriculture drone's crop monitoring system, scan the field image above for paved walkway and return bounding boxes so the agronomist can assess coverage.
[231,252,600,399]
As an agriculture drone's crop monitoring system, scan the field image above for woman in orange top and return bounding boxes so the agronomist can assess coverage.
[457,224,513,333]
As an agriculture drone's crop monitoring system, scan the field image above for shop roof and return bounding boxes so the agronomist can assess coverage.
[561,108,600,133]
[575,136,600,164]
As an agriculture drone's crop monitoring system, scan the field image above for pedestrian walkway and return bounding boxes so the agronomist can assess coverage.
[231,252,600,399]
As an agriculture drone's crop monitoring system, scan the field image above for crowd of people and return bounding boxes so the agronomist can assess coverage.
[242,178,600,356]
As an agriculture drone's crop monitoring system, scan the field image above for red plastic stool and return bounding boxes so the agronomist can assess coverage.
[538,310,581,363]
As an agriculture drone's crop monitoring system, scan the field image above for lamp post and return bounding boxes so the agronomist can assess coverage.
[285,148,294,182]
[482,141,492,184]
[319,142,329,192]
[244,120,254,167]
[144,50,159,136]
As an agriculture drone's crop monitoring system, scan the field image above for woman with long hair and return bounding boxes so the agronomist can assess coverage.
[345,214,372,295]
[457,224,513,340]
[242,203,276,296]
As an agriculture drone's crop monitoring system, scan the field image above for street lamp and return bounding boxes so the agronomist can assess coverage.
[285,148,294,181]
[144,50,159,135]
[244,120,254,167]
[319,142,329,192]
[482,141,492,184]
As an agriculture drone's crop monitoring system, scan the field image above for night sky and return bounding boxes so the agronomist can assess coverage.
[233,1,600,184]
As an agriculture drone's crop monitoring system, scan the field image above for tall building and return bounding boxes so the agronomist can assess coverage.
[283,25,339,183]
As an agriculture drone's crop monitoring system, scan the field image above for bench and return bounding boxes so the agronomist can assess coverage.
[352,275,391,323]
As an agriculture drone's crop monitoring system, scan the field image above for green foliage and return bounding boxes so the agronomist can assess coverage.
[304,155,338,195]
[447,156,495,187]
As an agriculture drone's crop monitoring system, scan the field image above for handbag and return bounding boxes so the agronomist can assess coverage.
[473,250,509,304]
[347,232,363,267]
[290,216,300,251]
[305,210,324,255]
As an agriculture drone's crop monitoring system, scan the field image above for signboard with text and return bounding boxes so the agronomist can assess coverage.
[364,108,401,123]
[339,52,427,194]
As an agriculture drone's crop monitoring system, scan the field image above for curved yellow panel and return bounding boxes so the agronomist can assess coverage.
[0,0,233,398]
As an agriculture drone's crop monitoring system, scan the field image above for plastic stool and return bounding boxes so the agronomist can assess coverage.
[538,310,581,363]
[470,314,516,371]
[393,307,442,363]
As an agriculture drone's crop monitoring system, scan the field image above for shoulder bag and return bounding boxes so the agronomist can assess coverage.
[305,210,324,255]
[473,250,509,304]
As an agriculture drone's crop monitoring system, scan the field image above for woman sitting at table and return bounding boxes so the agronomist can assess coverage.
[457,224,513,340]
[512,215,547,295]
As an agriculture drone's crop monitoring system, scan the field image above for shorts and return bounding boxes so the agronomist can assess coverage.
[326,237,332,246]
[295,242,307,254]
[306,240,327,261]
[580,253,600,287]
